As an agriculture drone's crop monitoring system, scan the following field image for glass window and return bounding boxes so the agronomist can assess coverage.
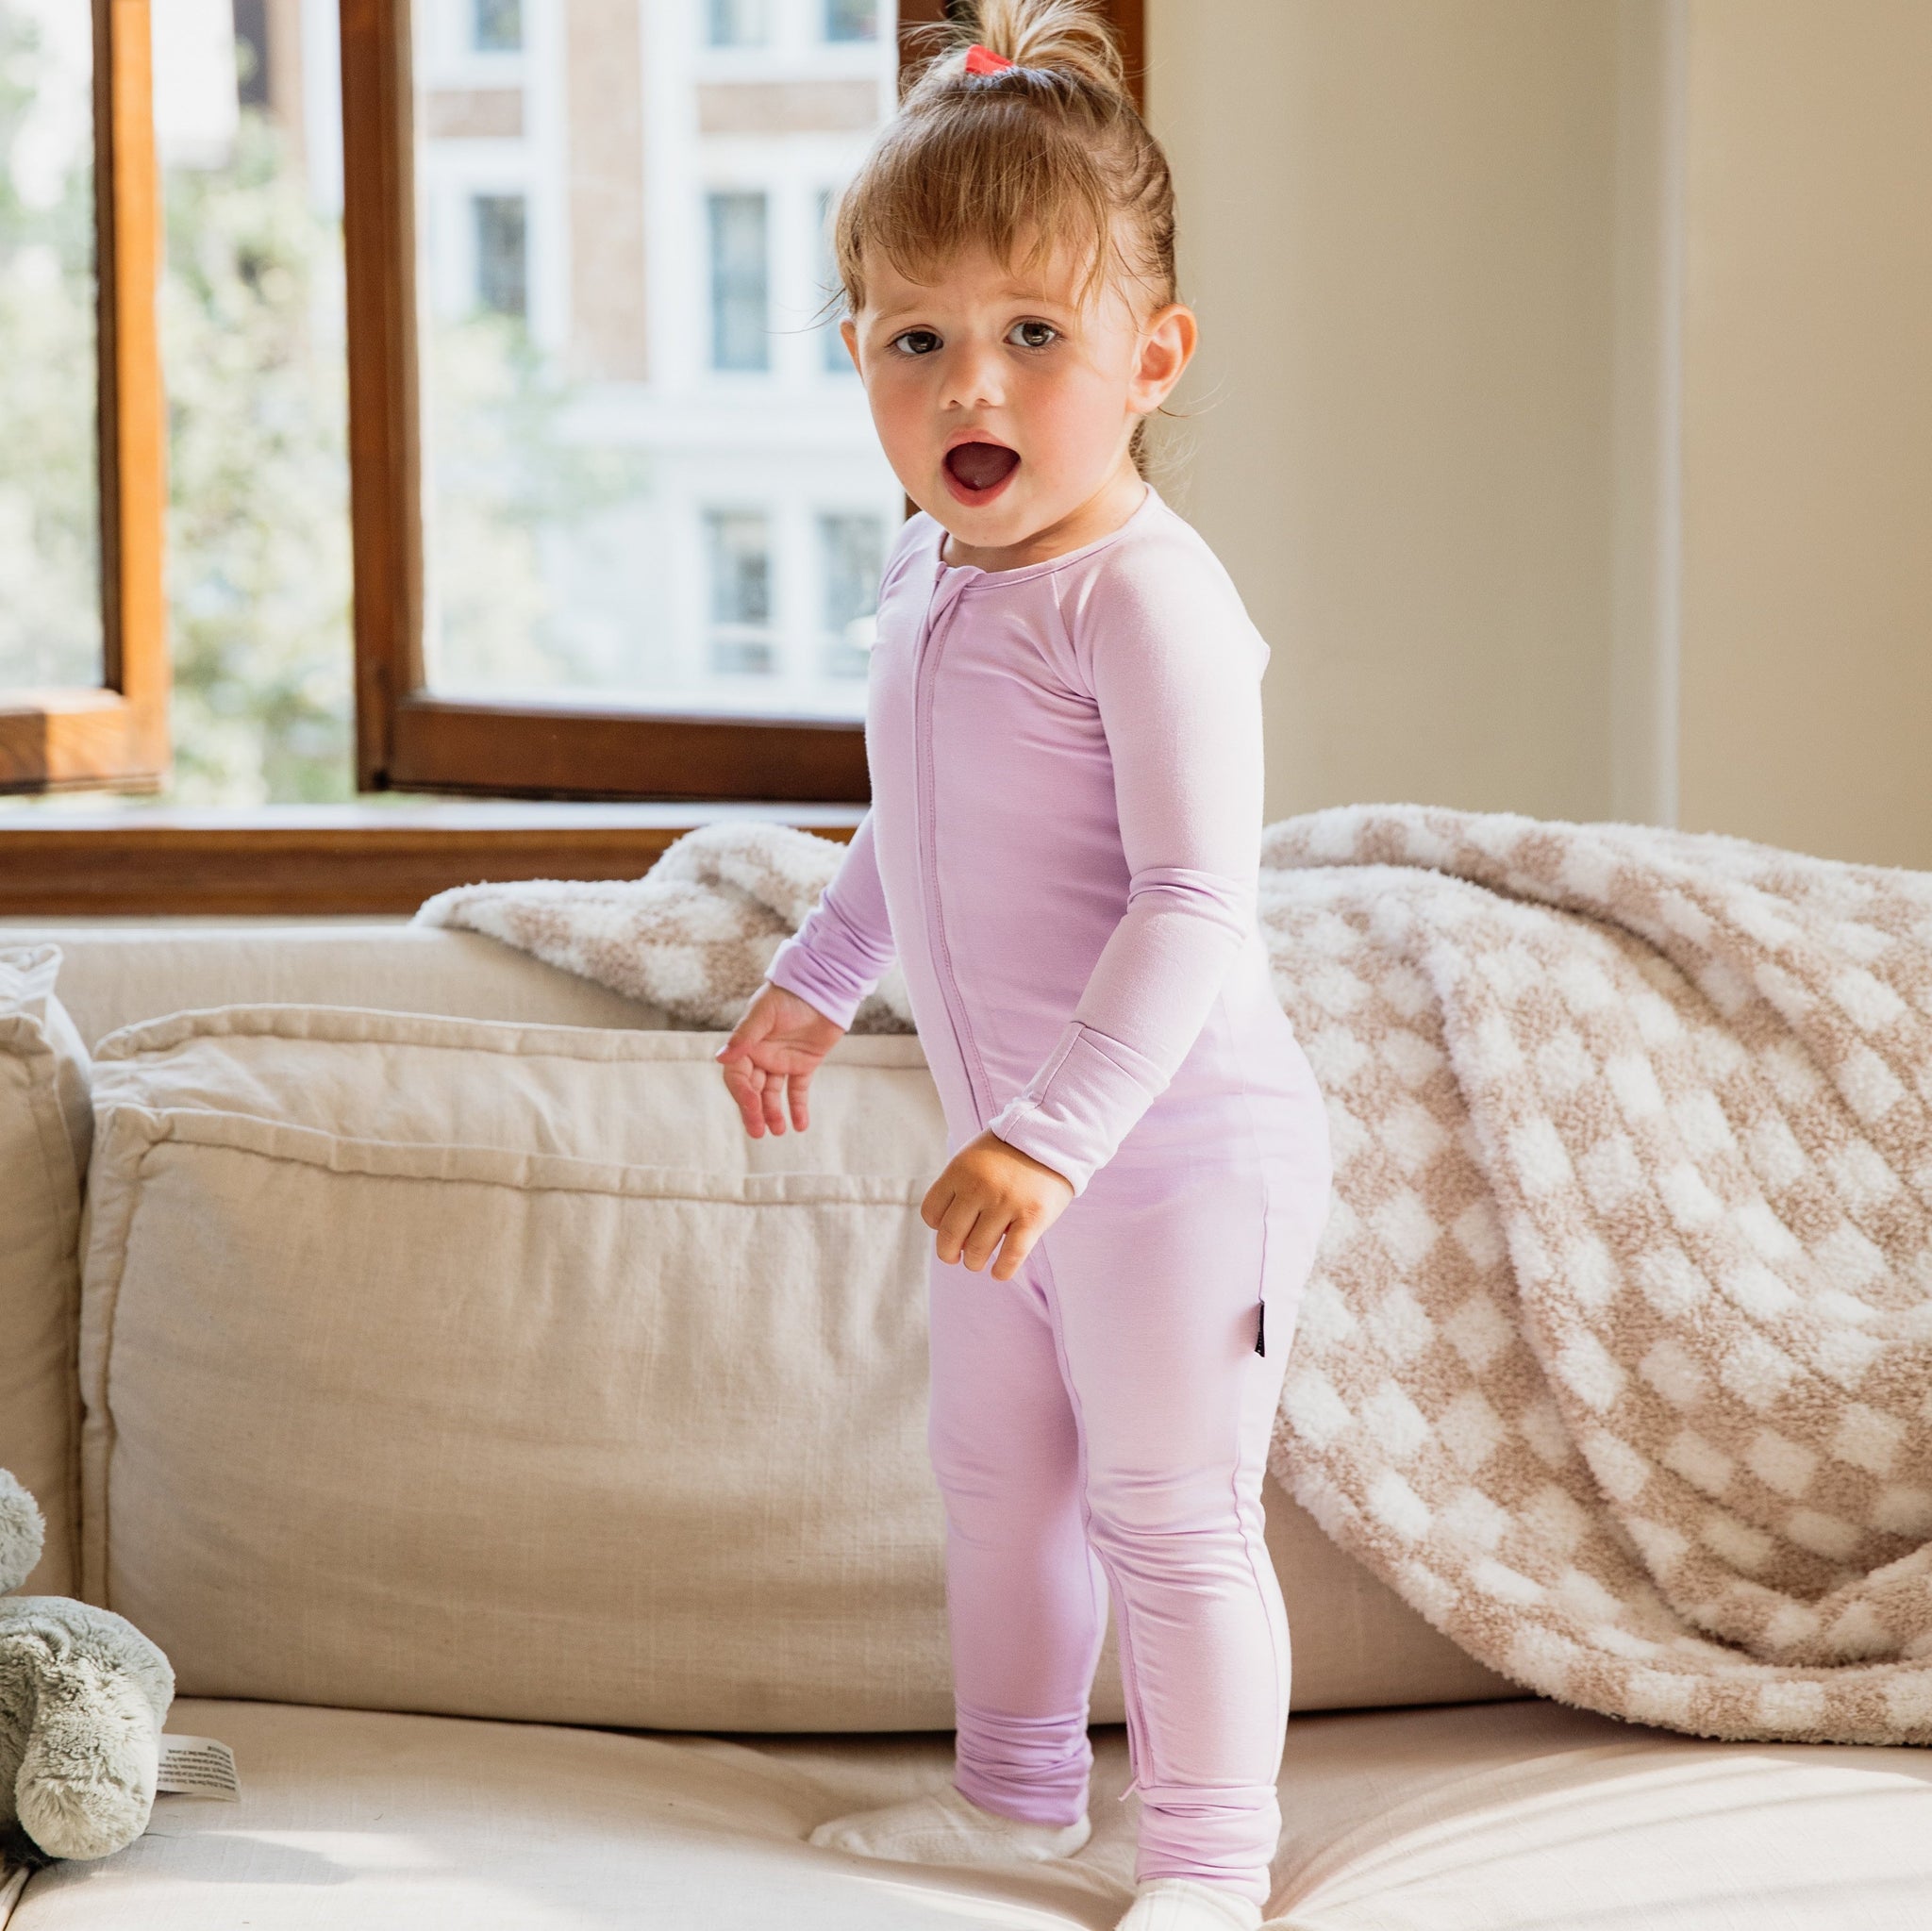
[707,0,768,48]
[158,0,355,803]
[819,512,881,678]
[475,0,523,53]
[707,510,774,675]
[0,0,103,691]
[824,0,877,43]
[708,189,766,372]
[409,0,900,719]
[474,193,527,318]
[233,0,271,108]
[816,185,852,375]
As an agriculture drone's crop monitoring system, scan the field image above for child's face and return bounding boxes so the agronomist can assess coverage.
[841,232,1194,558]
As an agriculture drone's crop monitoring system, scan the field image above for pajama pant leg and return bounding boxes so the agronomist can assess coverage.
[927,1245,1108,1826]
[927,1110,1333,1906]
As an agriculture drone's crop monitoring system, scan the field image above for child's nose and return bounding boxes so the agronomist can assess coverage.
[941,340,1006,411]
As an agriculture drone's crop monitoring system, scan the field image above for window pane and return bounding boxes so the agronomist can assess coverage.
[474,192,527,316]
[708,190,766,371]
[475,0,523,52]
[707,0,768,48]
[816,183,851,375]
[825,0,876,43]
[154,0,355,804]
[707,508,774,674]
[0,0,103,691]
[819,510,881,678]
[414,0,903,720]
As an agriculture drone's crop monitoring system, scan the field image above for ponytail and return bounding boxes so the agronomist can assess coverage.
[903,0,1129,110]
[830,1,1179,473]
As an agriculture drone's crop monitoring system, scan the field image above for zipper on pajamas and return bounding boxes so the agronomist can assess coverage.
[914,572,997,1124]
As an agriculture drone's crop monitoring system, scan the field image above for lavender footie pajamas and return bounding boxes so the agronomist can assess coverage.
[767,483,1334,1906]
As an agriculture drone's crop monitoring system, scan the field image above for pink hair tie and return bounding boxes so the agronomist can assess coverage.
[963,42,1016,75]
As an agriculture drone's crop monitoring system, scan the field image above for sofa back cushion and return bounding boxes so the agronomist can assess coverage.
[26,924,667,1051]
[0,946,92,1596]
[81,1006,1508,1729]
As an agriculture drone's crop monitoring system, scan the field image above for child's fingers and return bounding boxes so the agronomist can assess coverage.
[758,1066,790,1136]
[712,1007,769,1065]
[933,1194,987,1267]
[989,1215,1038,1281]
[958,1205,1011,1273]
[719,1057,767,1137]
[787,1064,813,1133]
[921,1174,957,1230]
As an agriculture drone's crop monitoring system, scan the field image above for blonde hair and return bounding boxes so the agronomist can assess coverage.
[828,0,1180,474]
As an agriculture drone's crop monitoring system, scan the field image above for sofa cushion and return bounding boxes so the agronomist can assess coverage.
[10,1695,1932,1929]
[0,946,91,1596]
[79,1006,1506,1731]
[0,924,668,1051]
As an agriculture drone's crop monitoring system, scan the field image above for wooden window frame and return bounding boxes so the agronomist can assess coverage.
[0,0,168,792]
[341,0,1144,804]
[0,802,862,917]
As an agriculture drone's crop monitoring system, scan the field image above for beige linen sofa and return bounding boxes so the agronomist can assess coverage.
[3,922,1930,1931]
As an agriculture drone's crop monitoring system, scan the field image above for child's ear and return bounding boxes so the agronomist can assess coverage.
[840,317,861,375]
[1133,303,1197,411]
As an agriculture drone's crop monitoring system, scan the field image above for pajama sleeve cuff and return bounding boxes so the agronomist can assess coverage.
[982,1019,1172,1198]
[764,928,873,1033]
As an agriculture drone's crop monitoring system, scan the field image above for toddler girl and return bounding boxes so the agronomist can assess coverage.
[715,5,1333,1925]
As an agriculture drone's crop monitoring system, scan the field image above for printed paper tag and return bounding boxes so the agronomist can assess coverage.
[156,1735,242,1802]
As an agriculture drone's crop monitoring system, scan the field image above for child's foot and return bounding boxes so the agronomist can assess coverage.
[808,1781,1091,1866]
[1113,1877,1265,1931]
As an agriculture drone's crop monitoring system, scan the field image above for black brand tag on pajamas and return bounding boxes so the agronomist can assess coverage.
[1255,1298,1266,1357]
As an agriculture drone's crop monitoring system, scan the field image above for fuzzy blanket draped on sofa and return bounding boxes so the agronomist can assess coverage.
[418,805,1932,1746]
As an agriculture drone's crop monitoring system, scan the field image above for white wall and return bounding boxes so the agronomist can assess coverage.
[1146,0,1932,868]
[1146,1,1624,828]
[1676,0,1932,869]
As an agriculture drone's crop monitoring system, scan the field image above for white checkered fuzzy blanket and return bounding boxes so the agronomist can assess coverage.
[424,805,1932,1744]
[417,821,917,1034]
[1262,805,1932,1746]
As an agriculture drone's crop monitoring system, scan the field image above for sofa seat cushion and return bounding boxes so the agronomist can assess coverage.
[11,1696,1932,1930]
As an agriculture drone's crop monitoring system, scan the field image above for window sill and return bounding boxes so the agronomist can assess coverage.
[0,801,864,917]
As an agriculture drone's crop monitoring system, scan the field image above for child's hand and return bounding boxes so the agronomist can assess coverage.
[714,981,846,1137]
[922,1130,1074,1282]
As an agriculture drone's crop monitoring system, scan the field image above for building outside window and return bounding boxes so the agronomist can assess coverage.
[473,193,527,318]
[706,510,774,675]
[819,511,882,679]
[707,0,769,48]
[474,0,523,52]
[824,0,877,42]
[233,0,272,107]
[708,190,767,372]
[407,0,902,724]
[817,185,853,375]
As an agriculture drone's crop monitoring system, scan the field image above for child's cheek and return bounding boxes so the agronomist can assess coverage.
[1025,377,1113,487]
[865,376,929,483]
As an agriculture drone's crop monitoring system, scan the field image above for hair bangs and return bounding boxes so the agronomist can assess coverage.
[835,96,1131,319]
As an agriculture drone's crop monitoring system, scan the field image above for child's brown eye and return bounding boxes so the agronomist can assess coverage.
[1008,321,1058,349]
[893,329,941,356]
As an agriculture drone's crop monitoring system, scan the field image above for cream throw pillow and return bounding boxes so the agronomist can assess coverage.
[0,945,92,1597]
[80,1007,1506,1730]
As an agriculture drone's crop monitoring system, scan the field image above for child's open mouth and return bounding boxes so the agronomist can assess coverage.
[942,440,1021,505]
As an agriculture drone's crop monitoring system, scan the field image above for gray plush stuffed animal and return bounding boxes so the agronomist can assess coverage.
[0,1469,173,1869]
